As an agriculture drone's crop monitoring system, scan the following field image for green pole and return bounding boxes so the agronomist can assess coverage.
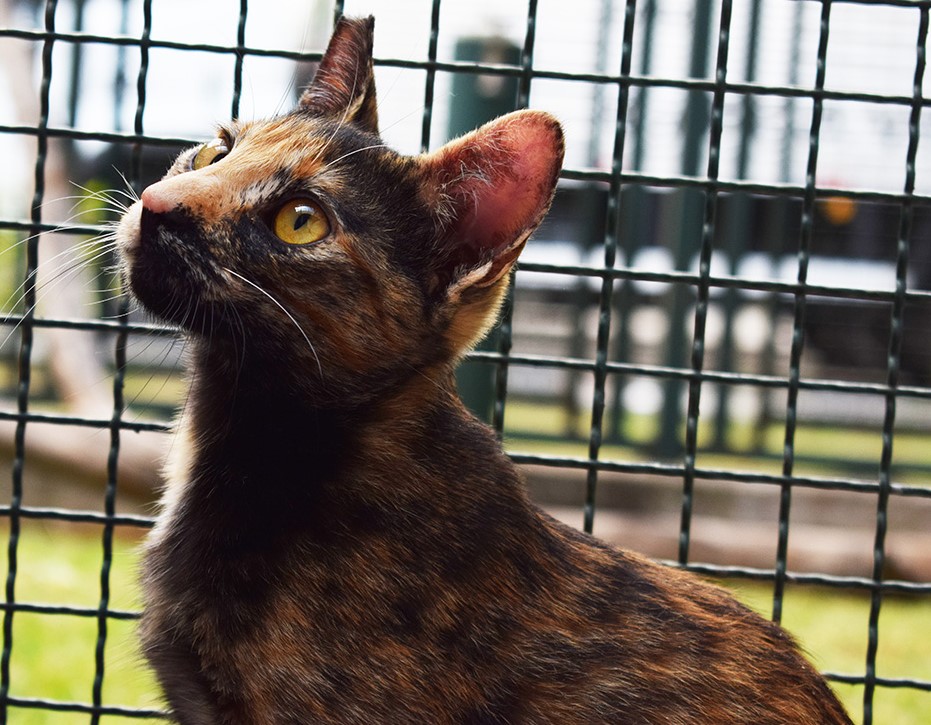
[449,37,521,422]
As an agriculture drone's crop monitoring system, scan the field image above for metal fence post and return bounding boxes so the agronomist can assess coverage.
[713,0,762,450]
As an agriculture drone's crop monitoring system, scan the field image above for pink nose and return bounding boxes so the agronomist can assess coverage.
[140,184,176,214]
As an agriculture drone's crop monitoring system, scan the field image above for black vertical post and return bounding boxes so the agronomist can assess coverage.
[713,0,761,449]
[609,0,656,443]
[489,0,540,437]
[773,0,832,628]
[583,0,638,534]
[863,12,926,723]
[755,0,805,453]
[1,2,58,720]
[678,0,732,565]
[231,0,248,120]
[657,0,713,458]
[90,0,153,720]
[420,0,443,154]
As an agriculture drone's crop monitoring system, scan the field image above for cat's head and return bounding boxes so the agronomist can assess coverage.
[117,16,564,405]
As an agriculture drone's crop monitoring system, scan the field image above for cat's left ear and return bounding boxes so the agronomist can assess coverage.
[423,110,565,300]
[299,15,379,135]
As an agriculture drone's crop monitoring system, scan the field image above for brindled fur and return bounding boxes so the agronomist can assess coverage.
[116,15,852,725]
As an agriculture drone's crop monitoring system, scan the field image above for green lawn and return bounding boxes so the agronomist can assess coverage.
[732,581,931,724]
[3,522,162,724]
[0,522,928,724]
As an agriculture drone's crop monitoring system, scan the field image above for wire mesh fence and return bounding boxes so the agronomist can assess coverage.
[0,0,929,722]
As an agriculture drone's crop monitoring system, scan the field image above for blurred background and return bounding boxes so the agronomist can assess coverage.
[0,0,929,722]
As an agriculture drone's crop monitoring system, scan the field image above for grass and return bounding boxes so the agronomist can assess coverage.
[731,582,931,724]
[3,521,162,724]
[0,521,928,723]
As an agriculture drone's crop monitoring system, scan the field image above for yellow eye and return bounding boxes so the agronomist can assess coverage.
[191,137,230,170]
[273,199,330,245]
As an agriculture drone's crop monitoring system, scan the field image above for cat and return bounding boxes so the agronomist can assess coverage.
[116,15,852,725]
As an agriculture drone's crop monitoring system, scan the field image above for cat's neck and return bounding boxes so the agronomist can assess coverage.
[149,336,542,623]
[184,336,450,445]
[170,338,518,538]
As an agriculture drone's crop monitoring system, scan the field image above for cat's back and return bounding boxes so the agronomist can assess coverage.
[172,493,850,725]
[496,516,852,724]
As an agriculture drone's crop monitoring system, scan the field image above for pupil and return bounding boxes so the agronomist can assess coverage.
[293,205,314,231]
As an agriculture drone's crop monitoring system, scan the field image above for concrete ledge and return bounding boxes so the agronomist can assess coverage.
[523,464,931,581]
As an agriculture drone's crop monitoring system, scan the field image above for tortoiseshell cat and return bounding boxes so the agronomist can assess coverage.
[116,16,851,725]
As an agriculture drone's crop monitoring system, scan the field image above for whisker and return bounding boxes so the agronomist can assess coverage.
[0,214,112,266]
[92,290,129,307]
[323,143,388,170]
[230,301,248,397]
[125,330,185,414]
[0,239,112,320]
[0,238,119,348]
[305,67,361,170]
[221,267,323,380]
[112,168,143,204]
[37,242,120,299]
[68,183,134,216]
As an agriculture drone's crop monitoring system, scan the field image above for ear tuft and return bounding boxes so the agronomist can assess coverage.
[424,110,565,295]
[299,16,379,135]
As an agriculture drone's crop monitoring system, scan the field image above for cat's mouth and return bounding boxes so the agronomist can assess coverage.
[118,204,231,331]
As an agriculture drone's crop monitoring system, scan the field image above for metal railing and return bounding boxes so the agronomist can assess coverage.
[0,0,929,722]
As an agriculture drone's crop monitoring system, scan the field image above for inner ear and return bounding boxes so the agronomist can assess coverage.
[422,110,565,297]
[299,16,379,135]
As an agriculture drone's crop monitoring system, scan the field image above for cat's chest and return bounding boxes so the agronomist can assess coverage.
[140,508,466,709]
[142,477,415,630]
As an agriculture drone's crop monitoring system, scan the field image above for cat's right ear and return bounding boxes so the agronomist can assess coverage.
[299,16,378,135]
[421,110,564,354]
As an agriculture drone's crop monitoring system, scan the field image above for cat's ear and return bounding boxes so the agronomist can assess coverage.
[423,110,564,300]
[299,16,379,135]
